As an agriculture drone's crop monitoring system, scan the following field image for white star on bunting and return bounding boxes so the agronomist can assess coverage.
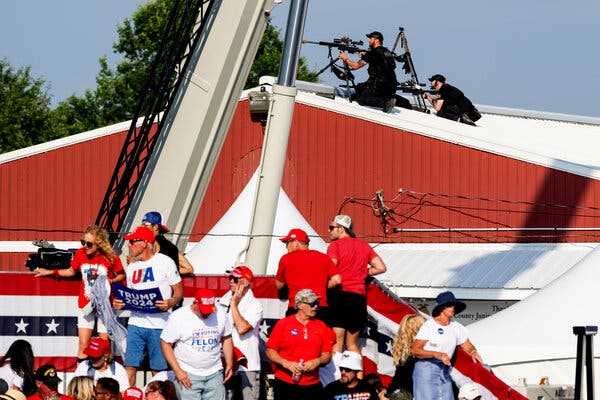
[15,318,29,334]
[45,318,60,334]
[385,340,393,354]
[259,321,270,337]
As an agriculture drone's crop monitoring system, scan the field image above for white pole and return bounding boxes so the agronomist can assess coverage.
[245,0,309,274]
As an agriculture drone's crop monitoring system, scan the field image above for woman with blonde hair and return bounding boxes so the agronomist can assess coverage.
[388,314,425,399]
[35,225,125,359]
[67,376,94,400]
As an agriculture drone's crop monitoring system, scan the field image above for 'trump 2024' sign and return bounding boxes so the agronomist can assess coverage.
[112,284,164,313]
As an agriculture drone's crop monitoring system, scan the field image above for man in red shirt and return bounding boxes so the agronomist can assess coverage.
[266,289,336,400]
[276,228,341,322]
[327,215,387,354]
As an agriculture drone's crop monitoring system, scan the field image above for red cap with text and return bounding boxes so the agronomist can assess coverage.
[84,337,111,358]
[123,387,143,400]
[194,288,217,314]
[226,265,254,282]
[124,226,155,244]
[279,228,309,244]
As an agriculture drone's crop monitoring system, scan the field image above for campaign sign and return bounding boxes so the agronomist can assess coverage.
[112,284,163,313]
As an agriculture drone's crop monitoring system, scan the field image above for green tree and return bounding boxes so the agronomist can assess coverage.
[246,22,318,88]
[51,0,318,135]
[0,58,55,153]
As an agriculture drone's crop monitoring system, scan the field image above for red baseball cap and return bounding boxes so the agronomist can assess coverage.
[122,387,143,400]
[279,228,309,244]
[124,226,155,244]
[194,288,217,314]
[225,265,254,282]
[84,337,110,358]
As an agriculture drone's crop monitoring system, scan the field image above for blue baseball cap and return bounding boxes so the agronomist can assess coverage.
[141,211,169,233]
[432,291,466,317]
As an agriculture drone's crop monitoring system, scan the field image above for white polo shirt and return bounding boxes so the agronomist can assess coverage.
[218,289,263,372]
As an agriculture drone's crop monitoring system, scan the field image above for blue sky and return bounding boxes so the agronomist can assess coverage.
[2,0,599,117]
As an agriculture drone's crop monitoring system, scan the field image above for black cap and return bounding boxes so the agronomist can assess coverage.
[428,74,446,83]
[365,31,384,43]
[34,365,61,388]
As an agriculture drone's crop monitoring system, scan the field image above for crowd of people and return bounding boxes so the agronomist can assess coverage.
[0,212,486,400]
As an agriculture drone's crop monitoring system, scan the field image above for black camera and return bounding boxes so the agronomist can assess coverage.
[25,242,76,271]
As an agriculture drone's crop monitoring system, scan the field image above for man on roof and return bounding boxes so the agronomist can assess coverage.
[423,74,480,125]
[339,31,399,112]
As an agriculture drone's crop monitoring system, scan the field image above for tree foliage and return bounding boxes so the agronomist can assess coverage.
[0,59,55,153]
[1,0,319,152]
[52,0,318,136]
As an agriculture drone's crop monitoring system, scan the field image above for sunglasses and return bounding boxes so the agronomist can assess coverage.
[128,239,143,245]
[328,225,339,231]
[304,300,320,308]
[80,240,95,248]
[229,276,239,283]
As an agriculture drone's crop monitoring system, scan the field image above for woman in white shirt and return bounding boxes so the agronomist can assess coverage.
[0,340,36,396]
[410,291,482,400]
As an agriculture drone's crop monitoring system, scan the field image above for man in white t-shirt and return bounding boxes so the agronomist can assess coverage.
[161,288,234,400]
[73,337,129,392]
[218,265,263,400]
[113,226,183,386]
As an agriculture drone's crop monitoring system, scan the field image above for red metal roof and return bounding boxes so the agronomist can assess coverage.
[2,99,600,270]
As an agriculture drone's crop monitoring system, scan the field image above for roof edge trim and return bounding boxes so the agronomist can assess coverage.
[477,104,600,126]
[0,118,143,165]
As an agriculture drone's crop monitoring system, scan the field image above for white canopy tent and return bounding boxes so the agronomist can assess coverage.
[468,245,600,393]
[186,170,327,274]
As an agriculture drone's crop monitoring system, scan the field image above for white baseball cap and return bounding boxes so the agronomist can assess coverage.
[333,215,356,237]
[458,383,481,400]
[338,351,362,371]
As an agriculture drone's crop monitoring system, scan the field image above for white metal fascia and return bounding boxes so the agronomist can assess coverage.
[477,104,600,126]
[0,119,143,165]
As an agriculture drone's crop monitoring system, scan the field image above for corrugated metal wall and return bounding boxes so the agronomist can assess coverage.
[2,100,600,268]
[191,102,600,244]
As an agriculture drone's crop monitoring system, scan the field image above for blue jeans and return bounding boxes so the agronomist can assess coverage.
[413,359,453,400]
[124,325,168,371]
[176,370,225,400]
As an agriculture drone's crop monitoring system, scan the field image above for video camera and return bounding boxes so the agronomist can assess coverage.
[25,240,75,271]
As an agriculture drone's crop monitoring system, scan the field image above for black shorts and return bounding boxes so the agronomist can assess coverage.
[273,379,323,400]
[327,290,367,333]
